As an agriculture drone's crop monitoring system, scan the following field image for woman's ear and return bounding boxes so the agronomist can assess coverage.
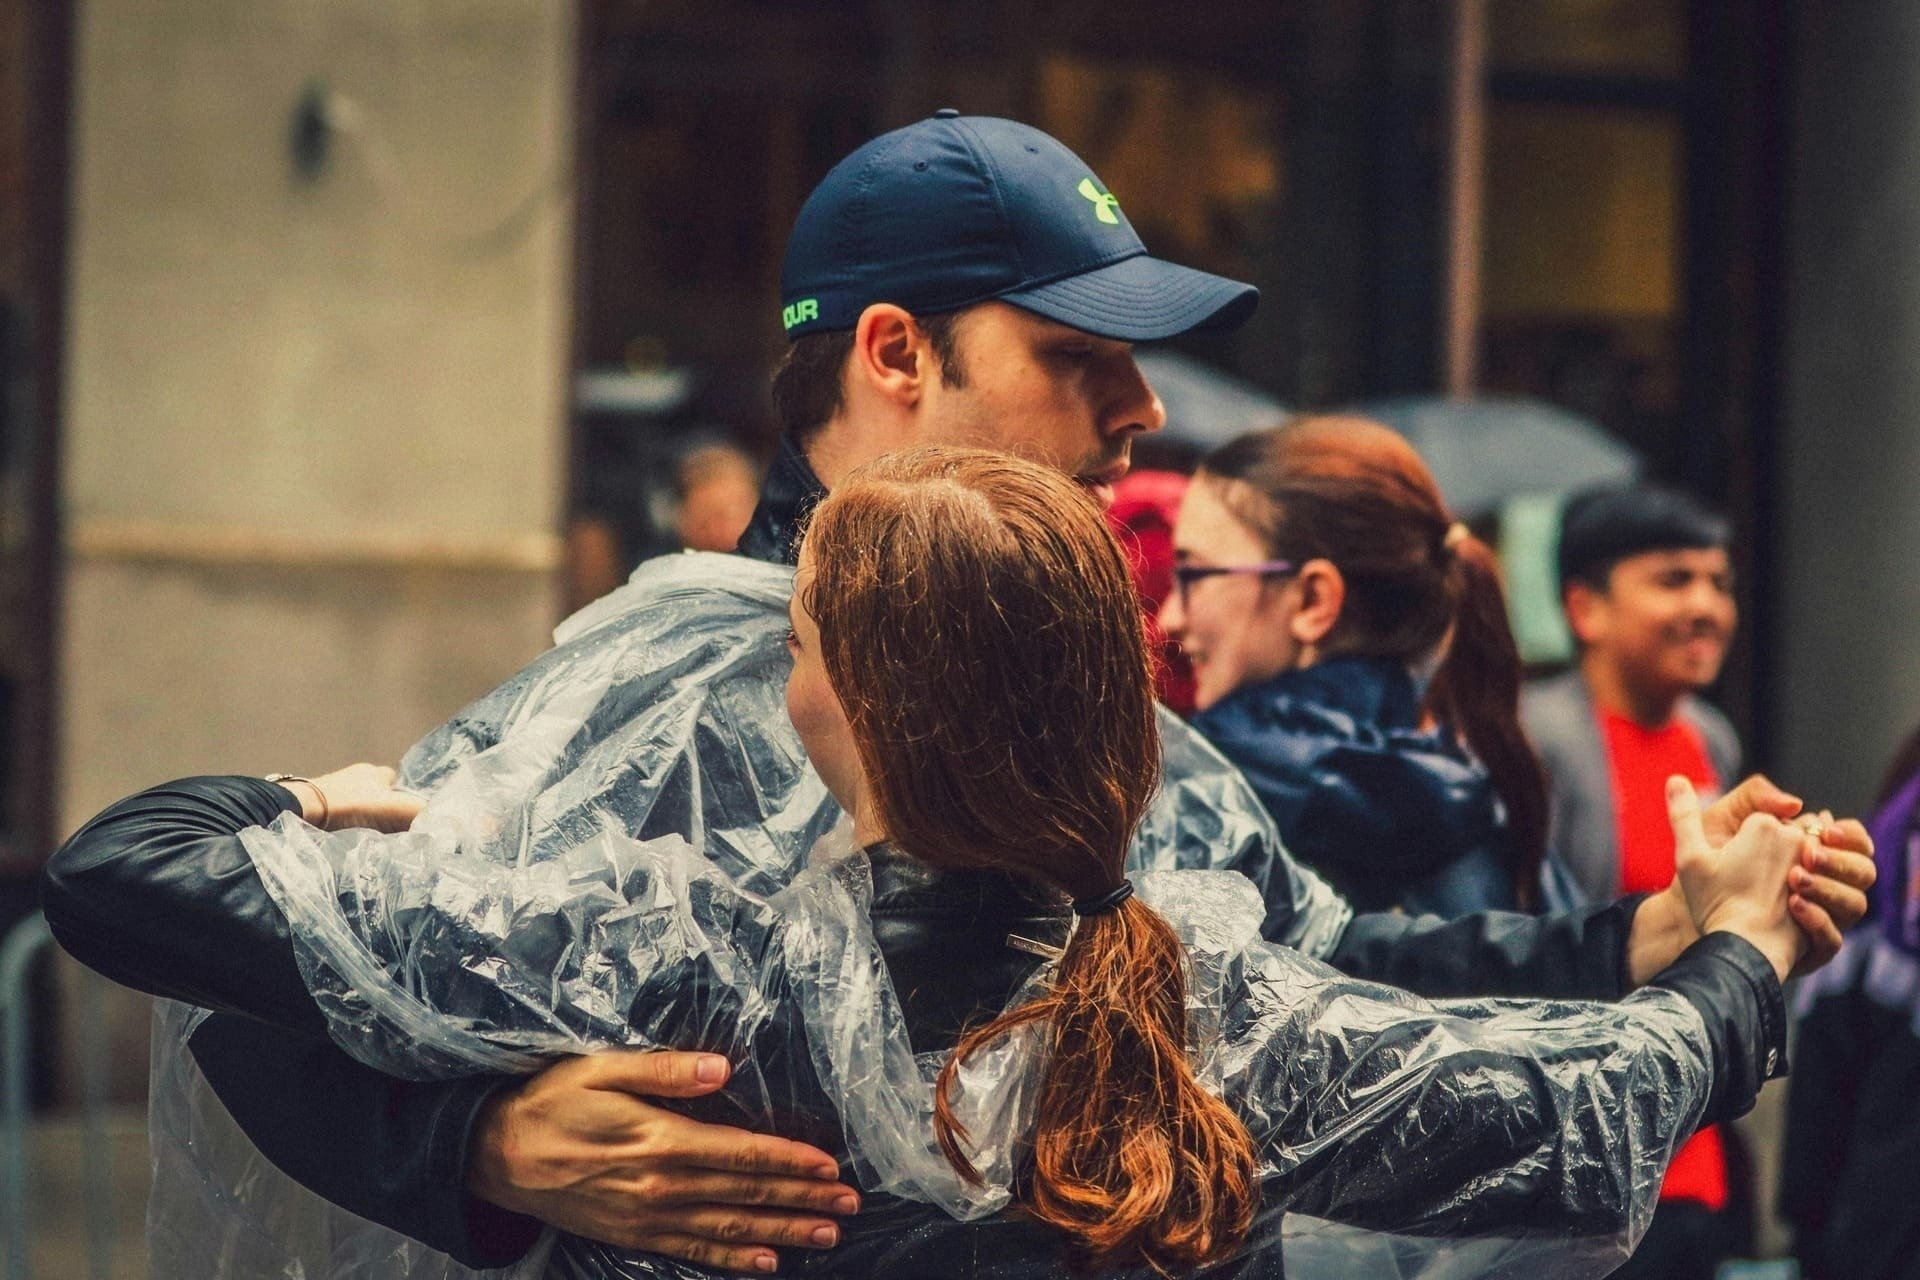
[1288,559,1345,654]
[849,303,928,410]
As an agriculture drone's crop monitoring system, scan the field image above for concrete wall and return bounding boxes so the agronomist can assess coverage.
[55,0,575,1094]
[1778,3,1920,814]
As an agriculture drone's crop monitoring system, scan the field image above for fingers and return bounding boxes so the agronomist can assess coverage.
[635,1169,860,1215]
[629,1232,781,1274]
[1788,893,1842,977]
[1800,842,1877,891]
[655,1203,844,1250]
[645,1114,845,1181]
[1817,817,1875,857]
[1790,857,1871,934]
[1724,773,1804,822]
[1667,776,1713,868]
[588,1049,733,1098]
[629,1200,856,1274]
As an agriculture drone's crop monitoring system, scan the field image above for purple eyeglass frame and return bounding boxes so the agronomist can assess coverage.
[1170,560,1300,603]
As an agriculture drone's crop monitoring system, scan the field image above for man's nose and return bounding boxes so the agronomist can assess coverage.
[1683,579,1729,617]
[1107,358,1166,439]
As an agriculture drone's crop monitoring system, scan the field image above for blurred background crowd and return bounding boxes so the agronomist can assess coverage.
[1,1,1917,1276]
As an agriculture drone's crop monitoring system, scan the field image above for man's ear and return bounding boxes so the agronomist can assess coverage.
[1563,578,1608,648]
[849,304,928,410]
[1289,559,1345,649]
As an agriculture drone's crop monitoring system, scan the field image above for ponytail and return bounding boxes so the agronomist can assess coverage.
[1425,532,1549,908]
[934,897,1258,1274]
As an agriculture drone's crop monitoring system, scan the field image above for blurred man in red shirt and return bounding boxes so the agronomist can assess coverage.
[1524,483,1742,1280]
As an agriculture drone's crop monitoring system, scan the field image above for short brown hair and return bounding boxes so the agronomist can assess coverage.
[770,310,968,442]
[803,447,1257,1274]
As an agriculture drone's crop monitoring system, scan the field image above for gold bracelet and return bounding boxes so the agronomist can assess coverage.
[265,773,330,828]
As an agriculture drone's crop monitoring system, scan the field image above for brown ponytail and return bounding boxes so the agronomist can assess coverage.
[1425,533,1548,907]
[935,898,1257,1273]
[1198,416,1548,907]
[805,447,1258,1273]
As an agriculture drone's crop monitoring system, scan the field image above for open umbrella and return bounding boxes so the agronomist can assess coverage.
[1135,350,1287,450]
[1360,395,1641,519]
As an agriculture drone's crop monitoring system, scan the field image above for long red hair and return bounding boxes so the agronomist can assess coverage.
[1198,416,1548,907]
[803,447,1258,1274]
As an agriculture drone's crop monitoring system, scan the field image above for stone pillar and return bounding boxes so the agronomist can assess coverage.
[57,0,576,1097]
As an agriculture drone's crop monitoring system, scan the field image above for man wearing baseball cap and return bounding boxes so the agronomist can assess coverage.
[45,113,1874,1276]
[740,109,1254,563]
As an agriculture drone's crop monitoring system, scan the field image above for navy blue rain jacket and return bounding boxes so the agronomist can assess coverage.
[1191,655,1516,917]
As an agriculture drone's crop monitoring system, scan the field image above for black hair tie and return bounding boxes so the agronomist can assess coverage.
[1073,880,1134,917]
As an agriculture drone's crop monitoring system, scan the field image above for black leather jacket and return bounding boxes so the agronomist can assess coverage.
[45,436,1655,1268]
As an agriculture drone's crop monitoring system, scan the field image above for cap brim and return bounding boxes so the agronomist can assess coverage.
[999,254,1258,342]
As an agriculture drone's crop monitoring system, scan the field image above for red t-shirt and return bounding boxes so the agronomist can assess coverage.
[1599,710,1728,1210]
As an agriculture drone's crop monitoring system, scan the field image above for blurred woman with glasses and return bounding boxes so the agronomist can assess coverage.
[1160,415,1548,916]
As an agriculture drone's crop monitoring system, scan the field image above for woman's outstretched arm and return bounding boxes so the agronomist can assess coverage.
[1237,782,1800,1252]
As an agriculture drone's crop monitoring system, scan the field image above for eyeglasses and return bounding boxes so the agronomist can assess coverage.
[1169,560,1299,606]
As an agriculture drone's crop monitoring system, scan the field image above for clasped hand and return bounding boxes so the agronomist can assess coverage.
[1645,774,1877,985]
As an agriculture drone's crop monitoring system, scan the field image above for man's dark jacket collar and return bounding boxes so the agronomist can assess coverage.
[737,434,826,566]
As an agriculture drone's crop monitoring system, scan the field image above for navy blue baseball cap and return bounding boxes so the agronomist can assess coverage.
[779,111,1258,342]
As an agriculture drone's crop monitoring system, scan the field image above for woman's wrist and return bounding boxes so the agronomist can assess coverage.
[1626,882,1702,987]
[265,774,330,827]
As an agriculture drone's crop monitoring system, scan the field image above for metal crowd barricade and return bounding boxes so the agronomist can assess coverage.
[0,911,113,1280]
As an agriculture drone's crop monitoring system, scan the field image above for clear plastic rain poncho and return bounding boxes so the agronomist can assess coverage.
[147,553,1715,1280]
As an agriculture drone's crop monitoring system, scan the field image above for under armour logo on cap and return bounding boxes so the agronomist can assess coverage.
[1077,178,1121,225]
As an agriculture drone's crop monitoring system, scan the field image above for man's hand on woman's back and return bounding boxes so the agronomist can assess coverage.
[468,1050,860,1274]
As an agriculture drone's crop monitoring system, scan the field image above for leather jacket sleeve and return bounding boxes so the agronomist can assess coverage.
[1325,894,1645,1001]
[43,776,318,1027]
[42,776,540,1267]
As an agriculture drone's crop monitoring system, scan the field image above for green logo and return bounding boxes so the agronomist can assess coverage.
[782,298,820,331]
[1077,177,1121,225]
